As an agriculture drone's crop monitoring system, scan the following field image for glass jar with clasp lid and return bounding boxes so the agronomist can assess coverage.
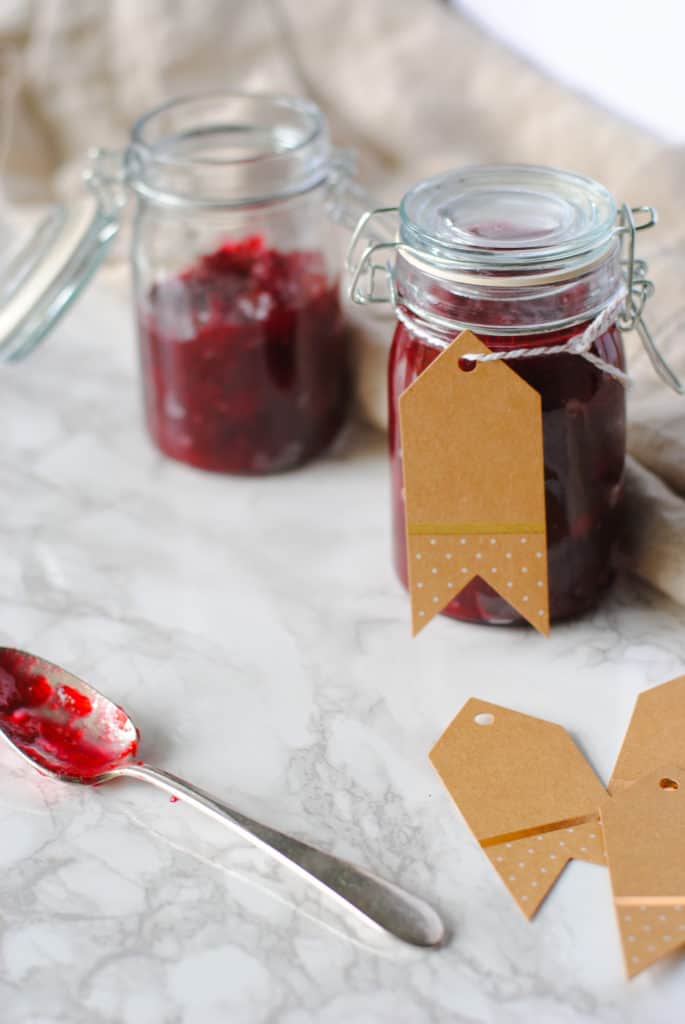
[348,164,681,624]
[0,92,373,474]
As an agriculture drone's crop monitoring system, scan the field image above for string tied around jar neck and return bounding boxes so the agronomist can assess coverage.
[391,282,632,387]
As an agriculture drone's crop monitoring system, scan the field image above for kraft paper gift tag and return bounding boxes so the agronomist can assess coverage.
[430,698,606,918]
[602,675,685,976]
[601,765,685,977]
[609,674,685,794]
[399,332,549,636]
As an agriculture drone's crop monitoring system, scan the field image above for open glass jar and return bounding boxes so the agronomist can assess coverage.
[1,92,364,474]
[349,165,666,625]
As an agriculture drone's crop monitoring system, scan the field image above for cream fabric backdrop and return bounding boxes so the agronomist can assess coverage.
[2,0,684,605]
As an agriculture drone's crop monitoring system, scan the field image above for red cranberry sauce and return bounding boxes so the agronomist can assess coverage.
[0,649,137,778]
[389,318,626,624]
[138,235,350,474]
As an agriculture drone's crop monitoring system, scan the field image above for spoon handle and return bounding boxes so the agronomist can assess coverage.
[118,762,444,948]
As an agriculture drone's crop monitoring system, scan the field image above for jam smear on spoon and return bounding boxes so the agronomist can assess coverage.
[0,649,137,778]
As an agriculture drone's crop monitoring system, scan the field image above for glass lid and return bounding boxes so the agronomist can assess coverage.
[0,192,120,362]
[399,164,618,270]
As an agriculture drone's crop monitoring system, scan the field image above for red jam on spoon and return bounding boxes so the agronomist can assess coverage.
[0,649,137,779]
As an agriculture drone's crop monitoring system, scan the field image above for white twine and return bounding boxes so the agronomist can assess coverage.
[393,285,631,387]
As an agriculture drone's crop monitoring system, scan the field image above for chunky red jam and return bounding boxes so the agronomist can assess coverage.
[389,319,626,624]
[137,236,350,474]
[0,649,137,778]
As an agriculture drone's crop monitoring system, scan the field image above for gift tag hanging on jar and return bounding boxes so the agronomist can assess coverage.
[399,331,549,635]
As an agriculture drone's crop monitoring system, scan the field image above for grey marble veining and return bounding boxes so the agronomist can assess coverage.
[2,280,685,1022]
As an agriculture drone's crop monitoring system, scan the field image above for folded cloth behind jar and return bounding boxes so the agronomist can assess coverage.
[1,0,684,605]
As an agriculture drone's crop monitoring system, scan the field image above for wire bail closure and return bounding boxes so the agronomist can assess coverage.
[615,204,682,393]
[346,202,683,394]
[346,207,400,304]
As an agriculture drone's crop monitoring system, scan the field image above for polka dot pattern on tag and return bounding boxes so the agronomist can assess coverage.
[484,821,605,919]
[617,904,685,978]
[408,532,549,635]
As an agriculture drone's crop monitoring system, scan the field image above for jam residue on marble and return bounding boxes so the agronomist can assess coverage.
[0,649,138,779]
[137,235,350,474]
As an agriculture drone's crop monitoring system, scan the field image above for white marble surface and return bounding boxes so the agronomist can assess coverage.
[2,280,685,1024]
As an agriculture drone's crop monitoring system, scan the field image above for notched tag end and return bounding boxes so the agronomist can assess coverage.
[407,529,550,635]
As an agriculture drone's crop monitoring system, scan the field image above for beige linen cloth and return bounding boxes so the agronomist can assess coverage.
[2,0,684,605]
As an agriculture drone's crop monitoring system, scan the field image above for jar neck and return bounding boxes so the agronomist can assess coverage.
[394,238,623,340]
[125,92,332,209]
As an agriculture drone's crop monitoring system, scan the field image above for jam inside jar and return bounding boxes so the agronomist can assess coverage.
[383,164,631,625]
[138,235,348,473]
[129,93,351,474]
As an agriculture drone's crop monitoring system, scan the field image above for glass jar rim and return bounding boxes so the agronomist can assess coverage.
[126,90,333,207]
[130,91,324,168]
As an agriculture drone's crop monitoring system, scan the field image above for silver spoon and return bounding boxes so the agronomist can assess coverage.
[0,647,444,948]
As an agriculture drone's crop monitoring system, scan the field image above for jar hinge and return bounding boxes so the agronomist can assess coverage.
[82,147,129,217]
[346,206,399,304]
[615,204,682,394]
[325,150,382,232]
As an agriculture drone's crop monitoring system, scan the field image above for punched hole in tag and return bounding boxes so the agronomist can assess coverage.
[659,777,679,790]
[474,713,494,726]
[458,356,477,373]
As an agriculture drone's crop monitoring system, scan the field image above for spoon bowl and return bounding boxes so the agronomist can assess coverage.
[0,647,138,782]
[0,647,445,949]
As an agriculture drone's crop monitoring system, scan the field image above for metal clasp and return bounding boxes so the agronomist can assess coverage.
[616,203,683,394]
[616,204,656,331]
[325,149,362,230]
[346,207,399,304]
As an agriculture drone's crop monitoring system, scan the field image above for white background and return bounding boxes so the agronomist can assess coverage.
[459,0,685,143]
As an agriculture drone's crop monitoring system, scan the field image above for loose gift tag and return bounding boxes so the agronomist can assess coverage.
[601,765,685,977]
[399,332,549,636]
[430,698,606,917]
[609,675,685,793]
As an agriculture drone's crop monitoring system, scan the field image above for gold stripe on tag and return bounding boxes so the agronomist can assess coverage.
[408,522,546,536]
